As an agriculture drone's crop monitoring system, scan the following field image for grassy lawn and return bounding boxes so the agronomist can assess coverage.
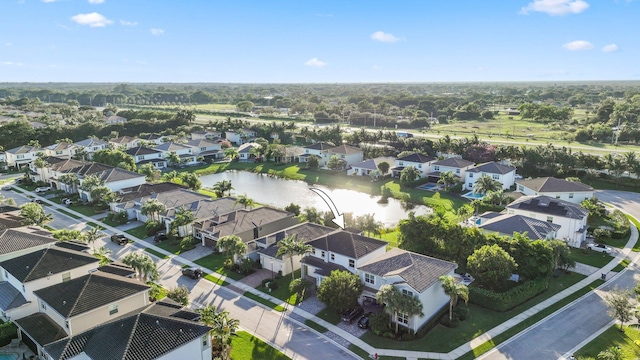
[612,259,631,272]
[315,306,342,325]
[56,208,81,219]
[98,216,127,228]
[361,272,586,353]
[145,248,169,259]
[67,203,108,216]
[254,271,301,306]
[243,291,286,312]
[626,214,640,252]
[568,248,614,268]
[85,222,105,230]
[154,239,196,255]
[230,330,291,360]
[304,319,328,333]
[204,274,228,286]
[193,253,246,281]
[379,230,400,248]
[125,225,149,239]
[574,325,640,360]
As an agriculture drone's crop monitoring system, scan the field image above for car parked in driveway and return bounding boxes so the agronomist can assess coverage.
[357,312,372,329]
[61,198,73,205]
[341,306,364,323]
[587,243,612,254]
[31,198,44,204]
[154,231,168,242]
[181,267,203,279]
[110,234,128,245]
[35,186,51,193]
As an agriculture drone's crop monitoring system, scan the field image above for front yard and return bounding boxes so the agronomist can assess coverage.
[230,331,290,360]
[568,249,614,268]
[253,270,302,306]
[193,253,246,281]
[125,224,150,239]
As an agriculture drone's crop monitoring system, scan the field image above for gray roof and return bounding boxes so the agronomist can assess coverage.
[507,195,589,219]
[397,153,435,164]
[258,222,336,258]
[154,142,191,152]
[15,313,68,347]
[351,157,395,171]
[468,161,515,175]
[359,248,457,293]
[0,226,56,255]
[0,247,99,282]
[118,189,210,213]
[307,231,387,259]
[185,139,219,148]
[45,142,74,151]
[115,182,188,203]
[0,281,27,311]
[198,207,292,242]
[110,136,137,144]
[97,262,136,278]
[301,255,349,276]
[432,157,475,168]
[304,142,334,151]
[74,138,108,148]
[73,163,145,183]
[516,177,594,193]
[238,142,260,153]
[34,272,149,318]
[6,145,40,154]
[479,214,562,240]
[125,146,162,157]
[329,144,362,155]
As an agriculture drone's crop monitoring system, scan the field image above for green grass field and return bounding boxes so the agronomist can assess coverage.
[125,225,149,239]
[193,253,246,281]
[254,271,301,306]
[568,249,614,268]
[574,325,640,359]
[230,331,291,360]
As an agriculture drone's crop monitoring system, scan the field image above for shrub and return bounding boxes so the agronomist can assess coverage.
[0,322,18,347]
[223,258,234,269]
[107,211,129,225]
[453,305,470,321]
[469,279,549,312]
[369,312,390,334]
[145,220,164,235]
[239,258,255,274]
[401,333,414,341]
[166,285,190,306]
[439,312,460,328]
[382,331,395,339]
[179,236,197,249]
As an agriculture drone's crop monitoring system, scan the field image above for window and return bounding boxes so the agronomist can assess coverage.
[348,259,355,268]
[109,304,118,315]
[569,193,574,199]
[468,183,473,188]
[201,147,207,151]
[341,155,345,159]
[3,270,7,278]
[22,285,25,293]
[492,174,500,180]
[330,253,335,261]
[202,335,209,347]
[518,185,524,191]
[41,302,47,310]
[397,312,408,325]
[402,289,414,297]
[547,216,553,223]
[364,273,375,285]
[398,162,403,166]
[65,320,69,329]
[555,195,560,199]
[456,169,460,174]
[469,173,474,178]
[138,156,145,161]
[16,155,24,159]
[434,166,440,171]
[321,251,325,258]
[93,146,99,151]
[56,151,63,155]
[62,272,71,282]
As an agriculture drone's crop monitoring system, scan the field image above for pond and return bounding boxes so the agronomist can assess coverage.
[199,171,431,227]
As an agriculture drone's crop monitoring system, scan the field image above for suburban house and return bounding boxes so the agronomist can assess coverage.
[5,145,41,168]
[391,153,437,178]
[348,156,396,177]
[154,142,198,166]
[44,142,78,160]
[506,195,589,248]
[72,138,109,161]
[238,142,261,161]
[299,142,334,165]
[112,182,187,204]
[32,272,150,336]
[0,206,25,231]
[125,146,167,169]
[185,138,224,161]
[0,226,56,265]
[111,189,211,222]
[225,129,257,145]
[281,146,305,164]
[42,300,212,360]
[138,133,165,146]
[428,157,475,183]
[109,136,140,150]
[465,161,517,191]
[478,213,562,240]
[105,115,127,124]
[257,222,336,276]
[516,177,595,204]
[300,231,388,287]
[0,247,100,320]
[193,207,298,251]
[71,163,147,202]
[191,130,221,140]
[357,248,457,333]
[327,145,364,167]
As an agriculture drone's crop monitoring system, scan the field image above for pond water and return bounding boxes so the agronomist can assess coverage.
[199,171,431,226]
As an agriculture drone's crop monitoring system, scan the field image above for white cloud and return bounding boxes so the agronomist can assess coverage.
[150,28,164,36]
[520,0,589,15]
[304,58,327,68]
[563,40,594,50]
[88,0,104,3]
[5,42,11,46]
[371,31,401,43]
[602,43,619,52]
[120,20,138,26]
[71,12,113,27]
[1,61,24,66]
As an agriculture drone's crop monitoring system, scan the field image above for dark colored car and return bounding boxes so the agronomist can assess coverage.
[154,231,168,242]
[341,306,364,323]
[181,267,203,279]
[358,312,372,329]
[31,198,44,204]
[110,234,128,245]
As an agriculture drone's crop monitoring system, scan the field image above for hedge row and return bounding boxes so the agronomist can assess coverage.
[0,322,18,347]
[469,279,549,312]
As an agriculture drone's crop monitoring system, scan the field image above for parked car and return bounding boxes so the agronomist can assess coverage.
[61,198,73,205]
[35,186,51,193]
[341,306,364,323]
[154,231,168,242]
[587,243,612,254]
[1,185,11,191]
[110,234,128,245]
[31,198,44,204]
[357,312,372,329]
[181,267,203,279]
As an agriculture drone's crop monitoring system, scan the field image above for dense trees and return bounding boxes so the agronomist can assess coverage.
[317,270,364,311]
[467,245,517,291]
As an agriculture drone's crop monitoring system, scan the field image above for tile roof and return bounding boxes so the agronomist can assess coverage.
[15,313,68,347]
[479,214,561,240]
[73,162,145,183]
[432,157,475,168]
[507,195,589,219]
[303,142,334,150]
[166,197,243,221]
[0,281,27,310]
[73,138,108,148]
[34,272,149,318]
[516,177,594,193]
[6,145,40,154]
[301,255,350,276]
[142,299,201,321]
[138,133,162,141]
[45,312,210,360]
[397,153,435,164]
[185,139,219,148]
[329,144,362,155]
[47,158,89,172]
[359,248,457,293]
[110,136,137,144]
[114,182,188,203]
[125,146,162,157]
[238,142,261,153]
[45,142,74,151]
[0,226,56,255]
[351,157,396,171]
[54,240,91,252]
[97,262,137,278]
[198,207,293,242]
[153,142,191,152]
[0,210,25,231]
[118,189,209,212]
[0,247,99,282]
[307,231,387,259]
[258,222,337,258]
[468,161,515,175]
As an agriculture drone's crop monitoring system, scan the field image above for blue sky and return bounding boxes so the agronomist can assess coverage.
[1,0,638,82]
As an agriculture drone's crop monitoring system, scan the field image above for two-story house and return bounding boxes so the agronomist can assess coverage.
[478,213,562,240]
[300,231,387,286]
[109,136,140,150]
[357,248,457,333]
[73,163,147,202]
[44,142,78,160]
[429,157,475,183]
[5,145,41,169]
[465,161,516,191]
[191,130,221,140]
[238,142,261,161]
[391,153,437,178]
[125,146,167,169]
[516,177,595,204]
[225,129,256,145]
[154,142,198,166]
[506,195,589,248]
[138,133,165,146]
[0,226,56,266]
[327,145,364,168]
[73,138,109,161]
[185,139,223,161]
[299,142,334,166]
[111,189,211,222]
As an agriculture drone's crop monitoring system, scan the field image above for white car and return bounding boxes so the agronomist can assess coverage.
[35,187,52,193]
[587,243,612,254]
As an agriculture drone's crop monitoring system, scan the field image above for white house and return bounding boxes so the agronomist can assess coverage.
[73,138,109,161]
[225,129,257,145]
[105,115,127,124]
[238,142,261,161]
[348,156,396,177]
[391,153,437,178]
[465,161,516,191]
[72,163,146,202]
[478,213,562,240]
[44,142,78,160]
[506,195,589,248]
[138,133,165,146]
[299,142,334,165]
[357,248,457,333]
[327,145,364,167]
[5,145,41,169]
[516,177,595,204]
[154,142,198,166]
[125,146,167,169]
[185,139,223,161]
[429,157,475,183]
[109,136,140,150]
[191,130,221,140]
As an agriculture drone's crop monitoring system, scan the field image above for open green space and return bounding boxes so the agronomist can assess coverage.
[574,325,640,360]
[348,345,370,360]
[568,249,614,268]
[144,248,169,259]
[193,253,246,281]
[243,291,286,312]
[360,272,586,353]
[98,216,124,227]
[230,330,291,360]
[626,215,640,252]
[67,203,108,217]
[379,230,400,248]
[125,224,149,239]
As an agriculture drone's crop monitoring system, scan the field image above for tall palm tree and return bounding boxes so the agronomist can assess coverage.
[93,246,112,266]
[161,170,180,183]
[224,147,239,161]
[122,252,158,282]
[202,308,239,360]
[216,235,246,265]
[300,207,323,225]
[357,213,383,237]
[58,173,79,194]
[167,151,180,168]
[33,157,48,183]
[172,206,195,236]
[141,199,167,222]
[212,180,233,198]
[399,166,421,184]
[473,174,501,194]
[234,194,254,209]
[439,275,469,321]
[376,284,402,331]
[276,235,313,280]
[437,171,458,191]
[82,226,102,251]
[398,293,424,333]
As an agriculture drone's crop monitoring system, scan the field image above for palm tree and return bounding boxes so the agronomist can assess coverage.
[167,151,180,168]
[439,275,469,321]
[300,207,323,225]
[83,226,102,251]
[483,190,508,206]
[212,180,233,198]
[140,199,167,222]
[161,170,180,183]
[216,235,246,265]
[357,213,383,237]
[400,166,421,184]
[276,235,313,280]
[234,194,254,209]
[93,246,112,266]
[473,174,501,194]
[58,173,79,193]
[172,206,195,236]
[122,252,158,282]
[224,147,239,161]
[397,293,424,333]
[376,284,402,331]
[199,307,239,360]
[33,157,48,183]
[437,171,458,191]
